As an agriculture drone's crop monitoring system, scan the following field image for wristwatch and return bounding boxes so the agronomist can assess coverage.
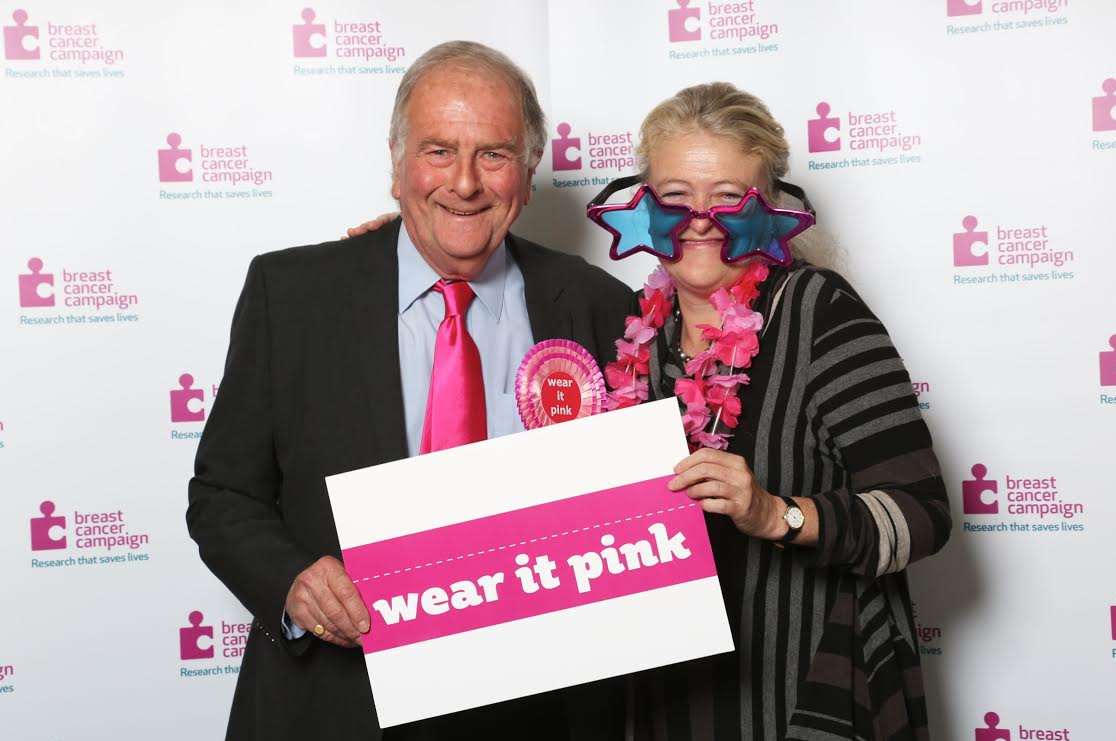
[779,496,805,543]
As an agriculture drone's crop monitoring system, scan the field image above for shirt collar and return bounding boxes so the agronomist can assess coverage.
[396,224,508,320]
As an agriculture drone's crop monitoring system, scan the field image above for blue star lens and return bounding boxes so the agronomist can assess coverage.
[600,190,686,260]
[717,198,791,264]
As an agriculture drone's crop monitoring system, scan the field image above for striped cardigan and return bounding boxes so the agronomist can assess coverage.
[630,264,951,741]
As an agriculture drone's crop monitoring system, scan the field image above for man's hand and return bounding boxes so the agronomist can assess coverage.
[284,556,370,648]
[344,212,400,239]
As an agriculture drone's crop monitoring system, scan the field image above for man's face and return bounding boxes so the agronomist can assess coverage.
[392,65,535,279]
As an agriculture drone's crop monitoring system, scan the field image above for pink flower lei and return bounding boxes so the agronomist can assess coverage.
[604,261,770,451]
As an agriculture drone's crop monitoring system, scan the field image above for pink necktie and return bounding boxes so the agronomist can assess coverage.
[419,279,487,454]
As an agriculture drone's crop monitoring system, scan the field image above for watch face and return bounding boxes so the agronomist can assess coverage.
[785,506,805,530]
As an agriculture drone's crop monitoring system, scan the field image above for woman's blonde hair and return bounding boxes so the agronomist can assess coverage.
[637,82,840,267]
[637,82,788,201]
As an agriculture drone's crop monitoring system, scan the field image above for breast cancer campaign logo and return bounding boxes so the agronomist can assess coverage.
[953,216,990,267]
[961,464,1085,533]
[950,213,1074,284]
[1101,335,1116,387]
[975,712,1010,740]
[289,7,405,72]
[178,609,252,676]
[3,9,125,68]
[30,500,66,550]
[808,102,841,152]
[806,101,922,168]
[18,257,53,307]
[17,256,140,325]
[1093,79,1116,132]
[552,123,581,171]
[945,0,1069,36]
[947,0,982,17]
[29,500,151,557]
[549,122,635,179]
[170,373,217,440]
[3,9,38,59]
[170,373,206,423]
[179,611,214,660]
[948,0,1069,19]
[158,133,192,182]
[157,132,274,198]
[668,0,702,42]
[665,0,780,49]
[292,8,326,56]
[962,464,998,515]
[976,711,1072,741]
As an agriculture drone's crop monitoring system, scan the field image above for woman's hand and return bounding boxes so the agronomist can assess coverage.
[669,448,785,540]
[344,211,399,239]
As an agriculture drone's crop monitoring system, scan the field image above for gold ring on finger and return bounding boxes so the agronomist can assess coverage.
[313,624,325,637]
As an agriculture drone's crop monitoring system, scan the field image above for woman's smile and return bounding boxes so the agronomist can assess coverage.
[680,237,724,251]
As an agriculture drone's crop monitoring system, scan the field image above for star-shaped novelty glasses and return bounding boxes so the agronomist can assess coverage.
[586,177,815,267]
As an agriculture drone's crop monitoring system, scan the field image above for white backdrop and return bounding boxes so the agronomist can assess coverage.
[2,1,1114,739]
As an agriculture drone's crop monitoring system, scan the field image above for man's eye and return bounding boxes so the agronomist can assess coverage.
[480,151,511,167]
[717,193,744,202]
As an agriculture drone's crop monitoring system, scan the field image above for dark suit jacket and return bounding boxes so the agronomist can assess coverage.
[186,219,633,741]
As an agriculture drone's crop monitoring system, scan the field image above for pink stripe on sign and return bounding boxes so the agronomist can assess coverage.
[341,475,717,653]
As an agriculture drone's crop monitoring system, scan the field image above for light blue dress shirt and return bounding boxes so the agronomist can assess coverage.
[283,226,535,640]
[395,225,534,454]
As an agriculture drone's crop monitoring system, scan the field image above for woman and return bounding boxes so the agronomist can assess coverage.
[352,82,951,740]
[603,83,951,741]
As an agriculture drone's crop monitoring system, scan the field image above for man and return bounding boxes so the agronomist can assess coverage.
[186,41,631,740]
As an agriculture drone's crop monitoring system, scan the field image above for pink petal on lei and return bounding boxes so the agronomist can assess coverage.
[604,363,635,390]
[682,406,711,434]
[645,265,675,297]
[708,287,734,314]
[674,377,706,411]
[623,316,656,344]
[684,350,716,378]
[721,306,764,334]
[713,332,760,367]
[615,338,638,357]
[705,383,732,407]
[605,375,648,410]
[690,430,730,450]
[697,323,722,341]
[708,372,749,388]
[605,395,635,411]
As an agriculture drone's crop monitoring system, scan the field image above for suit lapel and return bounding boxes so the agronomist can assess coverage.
[507,232,571,343]
[348,220,408,464]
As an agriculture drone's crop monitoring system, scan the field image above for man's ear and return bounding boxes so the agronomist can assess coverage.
[389,141,401,200]
[523,173,536,206]
[391,166,401,201]
[523,152,541,205]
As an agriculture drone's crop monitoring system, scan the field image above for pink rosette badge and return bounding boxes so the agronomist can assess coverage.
[515,339,606,429]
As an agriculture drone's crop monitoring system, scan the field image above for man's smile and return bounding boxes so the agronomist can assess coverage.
[437,204,493,217]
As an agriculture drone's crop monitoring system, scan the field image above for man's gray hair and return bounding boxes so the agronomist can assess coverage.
[388,41,546,169]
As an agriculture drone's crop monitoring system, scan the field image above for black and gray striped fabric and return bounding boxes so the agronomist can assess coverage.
[630,263,951,741]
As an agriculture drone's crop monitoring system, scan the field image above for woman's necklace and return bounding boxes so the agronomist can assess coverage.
[603,262,769,451]
[673,306,697,364]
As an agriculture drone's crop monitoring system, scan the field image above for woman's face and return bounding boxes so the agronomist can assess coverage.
[646,130,765,297]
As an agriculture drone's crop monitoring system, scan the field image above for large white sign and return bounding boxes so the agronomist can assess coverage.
[327,399,733,727]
